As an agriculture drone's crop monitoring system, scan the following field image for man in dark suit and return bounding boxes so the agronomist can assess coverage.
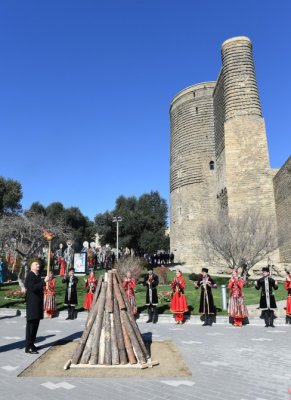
[24,261,49,354]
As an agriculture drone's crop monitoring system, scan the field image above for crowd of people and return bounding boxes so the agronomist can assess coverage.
[144,252,174,266]
[22,261,291,354]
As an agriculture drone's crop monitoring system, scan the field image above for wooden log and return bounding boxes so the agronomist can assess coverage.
[98,320,106,364]
[91,274,103,308]
[114,270,150,359]
[113,297,127,365]
[105,271,113,313]
[110,313,119,365]
[104,311,112,365]
[140,360,159,369]
[81,281,105,364]
[71,277,103,365]
[121,310,147,364]
[113,274,126,310]
[88,283,107,364]
[121,320,137,364]
[63,359,72,370]
[80,321,95,364]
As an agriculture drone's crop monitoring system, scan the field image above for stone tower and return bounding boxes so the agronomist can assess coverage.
[216,36,277,218]
[170,36,278,269]
[170,82,217,267]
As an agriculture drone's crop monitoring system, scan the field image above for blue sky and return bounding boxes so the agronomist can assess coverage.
[0,1,290,220]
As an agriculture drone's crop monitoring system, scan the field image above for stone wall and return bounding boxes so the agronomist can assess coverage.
[273,157,291,262]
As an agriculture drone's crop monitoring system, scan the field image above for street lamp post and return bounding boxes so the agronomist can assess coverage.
[112,217,122,260]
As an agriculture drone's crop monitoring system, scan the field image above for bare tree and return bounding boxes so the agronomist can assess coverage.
[198,210,280,277]
[116,256,145,282]
[0,212,72,289]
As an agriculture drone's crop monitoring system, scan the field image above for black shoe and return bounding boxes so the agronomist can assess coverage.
[202,323,208,326]
[31,344,39,351]
[25,347,39,354]
[265,324,269,327]
[146,319,152,323]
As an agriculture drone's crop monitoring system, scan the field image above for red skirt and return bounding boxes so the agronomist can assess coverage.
[84,293,94,310]
[170,292,188,314]
[286,295,291,316]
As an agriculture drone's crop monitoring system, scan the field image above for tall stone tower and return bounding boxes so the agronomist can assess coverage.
[170,83,217,267]
[216,36,277,218]
[170,36,278,269]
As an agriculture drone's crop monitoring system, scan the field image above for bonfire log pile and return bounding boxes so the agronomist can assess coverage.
[68,269,157,369]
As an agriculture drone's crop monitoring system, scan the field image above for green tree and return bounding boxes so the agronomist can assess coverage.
[94,191,169,253]
[26,201,47,216]
[64,207,95,250]
[46,202,65,223]
[0,176,23,215]
[26,201,96,251]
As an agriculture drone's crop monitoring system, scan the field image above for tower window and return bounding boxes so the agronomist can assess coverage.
[193,91,195,98]
[196,107,198,114]
[209,161,215,170]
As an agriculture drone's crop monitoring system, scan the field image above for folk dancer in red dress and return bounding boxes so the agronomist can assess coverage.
[43,271,56,318]
[83,270,97,311]
[195,267,217,326]
[56,243,66,277]
[170,270,188,324]
[227,270,249,327]
[285,270,291,324]
[123,271,137,315]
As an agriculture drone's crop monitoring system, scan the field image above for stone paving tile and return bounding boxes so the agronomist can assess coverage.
[1,312,291,400]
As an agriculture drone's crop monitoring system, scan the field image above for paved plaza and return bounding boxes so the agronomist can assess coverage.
[0,309,290,400]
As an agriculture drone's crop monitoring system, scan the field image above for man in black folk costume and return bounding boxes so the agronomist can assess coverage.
[255,266,278,327]
[62,268,79,320]
[143,268,159,323]
[195,267,217,326]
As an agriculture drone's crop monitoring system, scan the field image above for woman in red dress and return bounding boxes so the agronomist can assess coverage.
[44,271,56,318]
[227,270,249,327]
[170,270,188,324]
[59,257,66,277]
[285,270,291,324]
[83,271,97,311]
[123,271,137,315]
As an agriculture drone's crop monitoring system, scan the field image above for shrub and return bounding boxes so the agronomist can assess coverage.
[116,256,145,281]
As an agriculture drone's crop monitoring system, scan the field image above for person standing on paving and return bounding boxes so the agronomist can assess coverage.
[255,266,278,327]
[24,261,49,354]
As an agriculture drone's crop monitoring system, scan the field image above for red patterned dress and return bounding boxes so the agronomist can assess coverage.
[284,278,291,324]
[170,275,188,323]
[59,257,66,277]
[44,278,56,317]
[83,275,97,310]
[123,278,137,314]
[228,277,249,326]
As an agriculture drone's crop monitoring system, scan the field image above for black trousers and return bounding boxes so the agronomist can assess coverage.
[26,319,40,349]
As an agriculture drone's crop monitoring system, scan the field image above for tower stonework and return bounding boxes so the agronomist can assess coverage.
[220,37,277,218]
[170,83,217,267]
[170,36,283,270]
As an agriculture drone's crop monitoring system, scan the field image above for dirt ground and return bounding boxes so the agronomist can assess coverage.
[19,340,191,379]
